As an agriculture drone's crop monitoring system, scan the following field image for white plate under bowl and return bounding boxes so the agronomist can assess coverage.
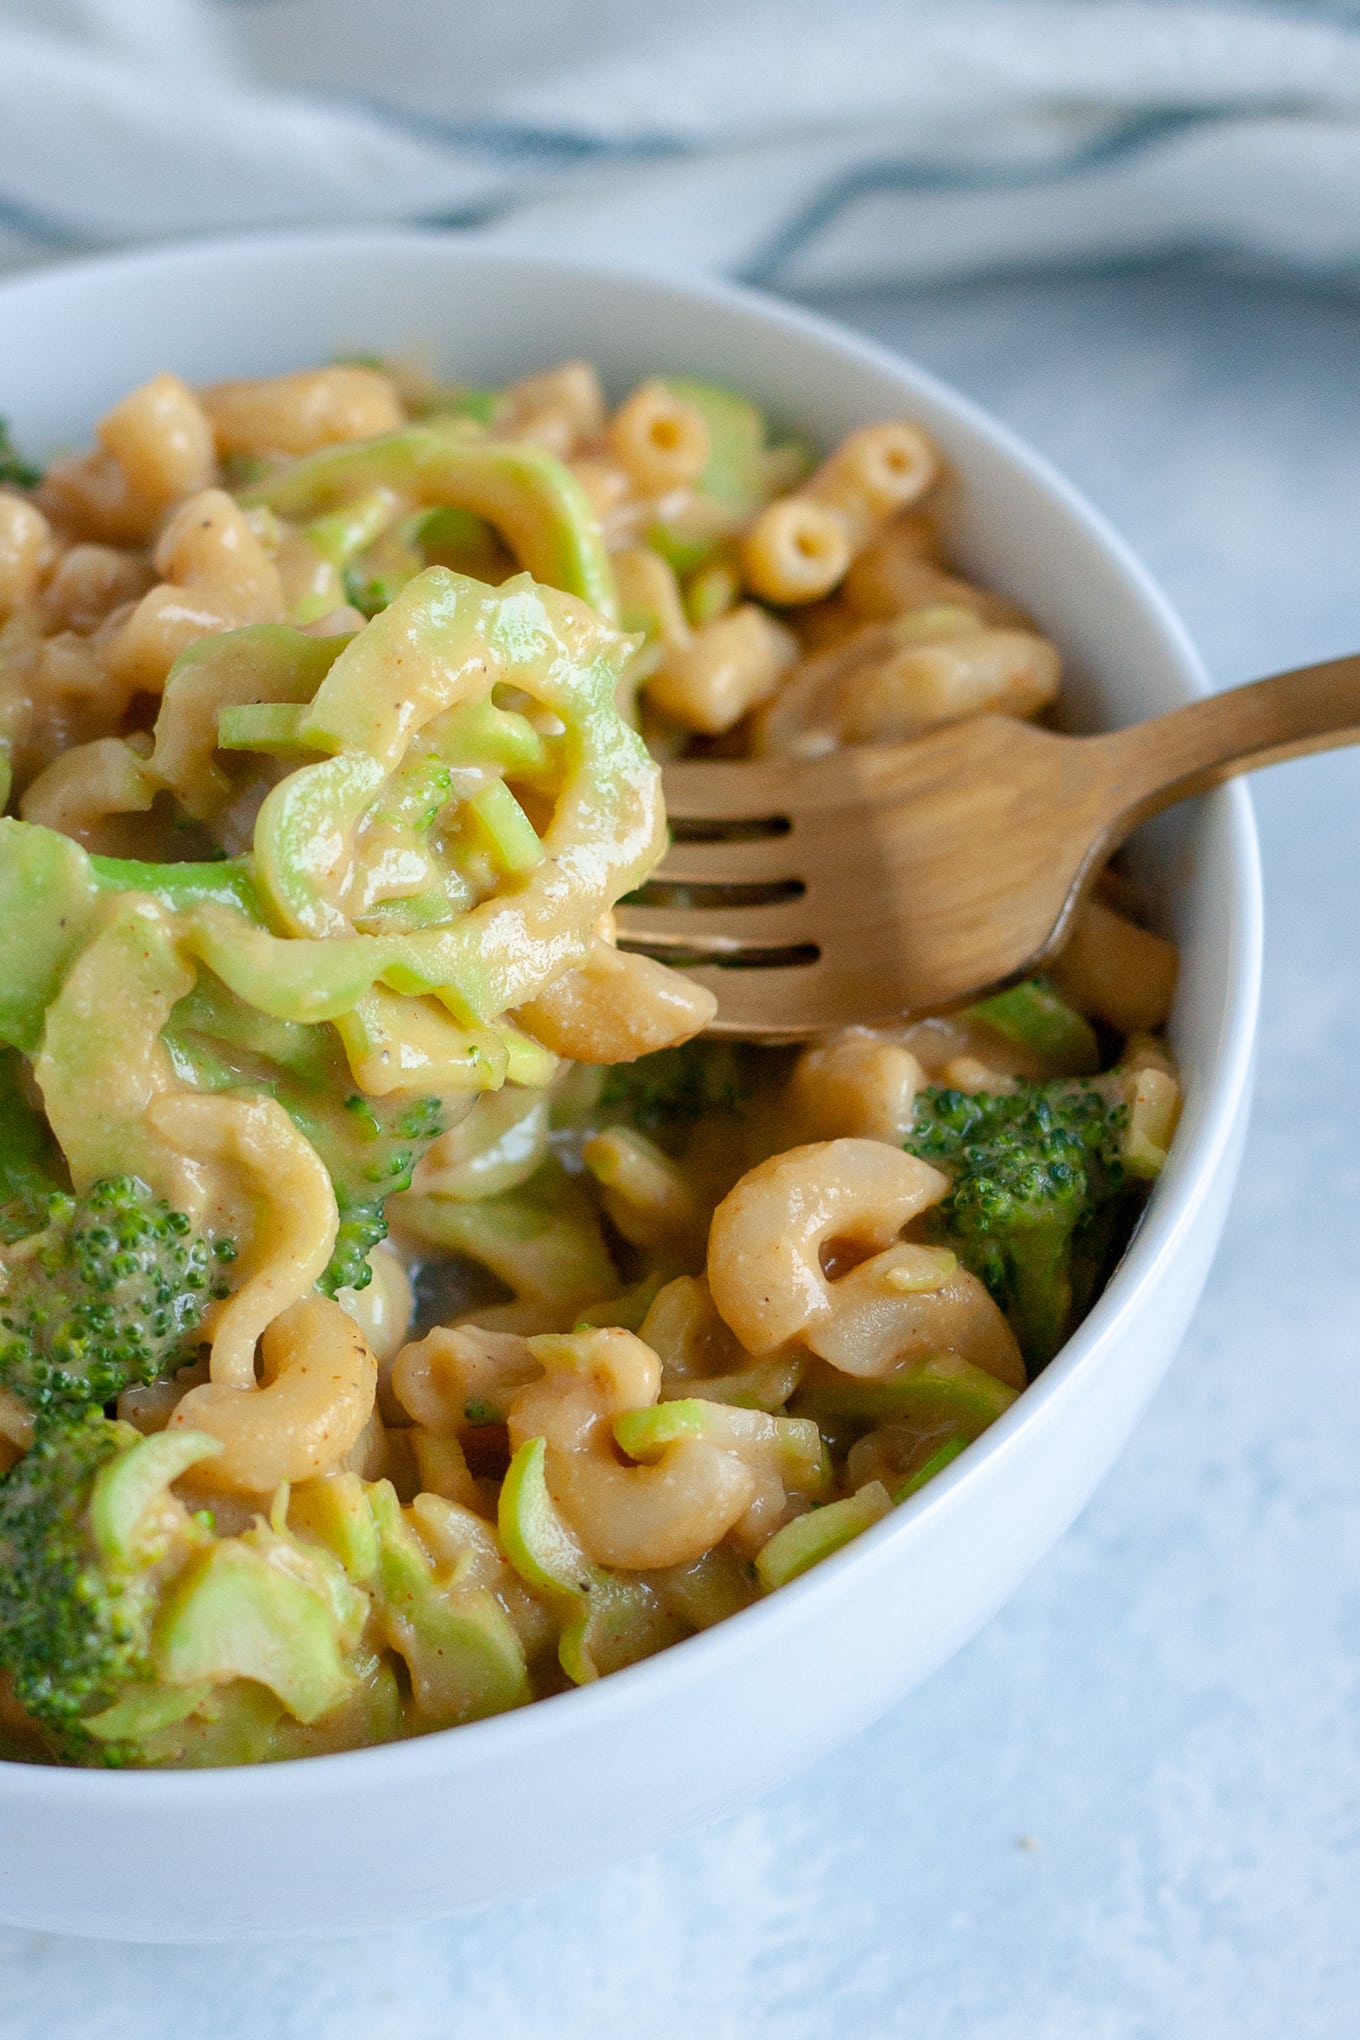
[0,231,1261,1942]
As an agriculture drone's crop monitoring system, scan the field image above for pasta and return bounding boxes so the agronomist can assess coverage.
[645,604,797,735]
[740,421,938,604]
[606,380,711,495]
[0,497,54,619]
[787,1032,925,1145]
[0,355,1183,1769]
[754,610,1061,756]
[200,365,404,459]
[496,361,606,459]
[168,1294,378,1491]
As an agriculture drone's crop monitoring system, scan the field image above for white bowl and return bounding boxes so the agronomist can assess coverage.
[0,231,1261,1942]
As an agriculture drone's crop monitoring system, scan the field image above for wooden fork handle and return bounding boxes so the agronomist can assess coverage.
[1088,651,1360,833]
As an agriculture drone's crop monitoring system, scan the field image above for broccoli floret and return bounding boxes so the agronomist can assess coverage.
[906,1082,1132,1372]
[0,418,41,490]
[0,1409,155,1759]
[307,1093,446,1296]
[0,1176,228,1415]
[0,1411,367,1765]
[599,1039,753,1148]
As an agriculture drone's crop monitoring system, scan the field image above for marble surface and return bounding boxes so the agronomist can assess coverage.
[3,257,1358,2037]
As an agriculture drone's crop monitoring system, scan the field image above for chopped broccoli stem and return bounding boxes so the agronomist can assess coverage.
[906,1081,1133,1371]
[417,384,501,427]
[894,1433,969,1502]
[965,976,1100,1076]
[0,1176,227,1414]
[342,565,406,619]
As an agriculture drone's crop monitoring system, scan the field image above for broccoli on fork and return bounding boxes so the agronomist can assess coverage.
[906,1081,1134,1373]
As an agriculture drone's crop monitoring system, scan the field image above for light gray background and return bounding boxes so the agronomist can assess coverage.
[2,257,1357,2038]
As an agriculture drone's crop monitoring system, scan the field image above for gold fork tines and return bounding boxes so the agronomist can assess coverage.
[615,654,1360,1039]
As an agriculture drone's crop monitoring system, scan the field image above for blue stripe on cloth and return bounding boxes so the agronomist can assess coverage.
[738,108,1282,285]
[314,92,689,164]
[408,200,512,233]
[0,96,1355,267]
[0,87,688,250]
[0,187,94,249]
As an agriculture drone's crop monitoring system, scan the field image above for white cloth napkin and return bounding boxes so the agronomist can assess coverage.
[2,0,1360,287]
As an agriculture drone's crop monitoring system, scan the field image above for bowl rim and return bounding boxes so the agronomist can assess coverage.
[0,225,1263,1805]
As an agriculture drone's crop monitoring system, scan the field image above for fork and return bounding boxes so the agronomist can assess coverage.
[614,652,1360,1039]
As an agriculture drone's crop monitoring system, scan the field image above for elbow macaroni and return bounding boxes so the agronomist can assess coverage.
[644,604,797,735]
[507,1328,756,1569]
[200,365,404,458]
[707,1139,950,1354]
[169,1294,378,1491]
[755,610,1061,757]
[497,360,606,459]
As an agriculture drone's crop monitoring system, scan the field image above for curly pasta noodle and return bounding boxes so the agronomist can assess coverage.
[516,934,715,1062]
[169,1293,377,1491]
[19,734,157,847]
[507,1328,756,1569]
[707,1139,950,1355]
[147,1091,339,1390]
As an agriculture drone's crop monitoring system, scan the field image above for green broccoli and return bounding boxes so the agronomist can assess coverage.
[163,974,445,1296]
[0,1410,206,1760]
[906,1082,1133,1372]
[308,1091,445,1295]
[598,1038,754,1149]
[0,1410,373,1765]
[0,1046,63,1243]
[0,418,41,490]
[0,1176,230,1416]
